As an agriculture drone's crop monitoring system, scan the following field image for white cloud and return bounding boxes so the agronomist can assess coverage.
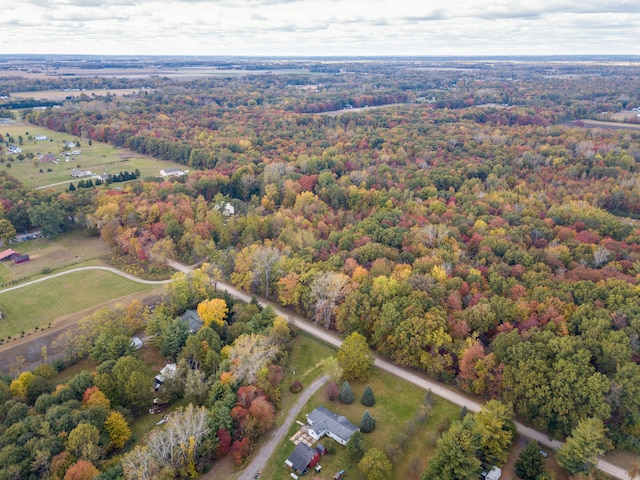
[1,0,639,55]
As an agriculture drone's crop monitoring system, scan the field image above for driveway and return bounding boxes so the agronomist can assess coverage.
[228,375,328,480]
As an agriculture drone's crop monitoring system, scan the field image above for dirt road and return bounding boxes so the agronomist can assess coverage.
[216,375,328,480]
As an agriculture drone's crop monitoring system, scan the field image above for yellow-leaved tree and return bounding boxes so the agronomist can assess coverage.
[197,298,228,329]
[105,411,132,450]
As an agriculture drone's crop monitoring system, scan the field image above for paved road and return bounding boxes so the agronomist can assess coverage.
[168,261,635,480]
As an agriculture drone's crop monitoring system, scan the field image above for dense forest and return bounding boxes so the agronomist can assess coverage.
[2,57,640,478]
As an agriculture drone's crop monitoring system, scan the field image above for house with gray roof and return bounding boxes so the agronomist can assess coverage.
[180,309,203,333]
[306,406,359,445]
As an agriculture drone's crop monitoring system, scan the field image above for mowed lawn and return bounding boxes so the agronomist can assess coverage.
[0,269,160,339]
[251,332,461,480]
[1,121,188,190]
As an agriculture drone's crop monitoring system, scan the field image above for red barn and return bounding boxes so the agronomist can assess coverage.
[285,443,321,475]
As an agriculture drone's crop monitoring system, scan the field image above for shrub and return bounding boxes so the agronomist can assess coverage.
[323,438,338,455]
[338,381,354,404]
[289,380,303,394]
[326,381,339,401]
[361,385,375,407]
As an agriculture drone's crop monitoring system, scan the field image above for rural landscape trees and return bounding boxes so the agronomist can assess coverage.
[2,56,640,478]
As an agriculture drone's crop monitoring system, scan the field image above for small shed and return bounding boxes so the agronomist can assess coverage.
[130,336,143,350]
[14,254,30,265]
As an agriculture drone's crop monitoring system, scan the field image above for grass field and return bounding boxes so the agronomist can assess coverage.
[0,269,160,339]
[1,120,188,190]
[0,229,111,282]
[10,88,146,101]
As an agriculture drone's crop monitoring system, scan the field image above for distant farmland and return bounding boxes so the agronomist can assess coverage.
[565,119,640,131]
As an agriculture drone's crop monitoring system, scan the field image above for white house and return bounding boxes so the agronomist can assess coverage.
[71,169,92,178]
[215,201,235,217]
[306,406,359,446]
[154,363,177,389]
[160,168,186,178]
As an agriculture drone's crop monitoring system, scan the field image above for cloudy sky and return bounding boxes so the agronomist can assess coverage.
[2,0,639,56]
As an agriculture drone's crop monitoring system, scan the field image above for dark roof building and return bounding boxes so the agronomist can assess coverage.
[285,443,321,474]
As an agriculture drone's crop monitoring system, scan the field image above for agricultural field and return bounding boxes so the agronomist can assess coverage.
[1,120,187,190]
[8,88,147,101]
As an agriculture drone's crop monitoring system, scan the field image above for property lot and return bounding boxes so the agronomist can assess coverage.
[1,120,187,190]
[0,269,159,340]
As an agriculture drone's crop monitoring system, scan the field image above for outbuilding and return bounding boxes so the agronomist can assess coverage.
[14,254,30,265]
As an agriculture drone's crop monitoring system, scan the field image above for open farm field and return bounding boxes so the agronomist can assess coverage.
[1,120,187,190]
[0,66,313,80]
[0,269,159,339]
[609,111,640,122]
[566,119,640,130]
[9,88,146,100]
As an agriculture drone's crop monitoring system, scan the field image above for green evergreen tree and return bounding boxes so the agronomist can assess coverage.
[515,440,545,480]
[338,381,354,404]
[346,430,366,462]
[69,182,76,191]
[361,385,375,407]
[361,410,376,433]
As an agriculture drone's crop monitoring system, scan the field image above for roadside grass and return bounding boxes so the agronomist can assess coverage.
[273,332,336,424]
[0,269,158,339]
[258,367,461,480]
[1,121,187,190]
[0,264,15,284]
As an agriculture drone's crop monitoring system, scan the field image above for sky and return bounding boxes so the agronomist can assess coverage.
[1,0,640,57]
